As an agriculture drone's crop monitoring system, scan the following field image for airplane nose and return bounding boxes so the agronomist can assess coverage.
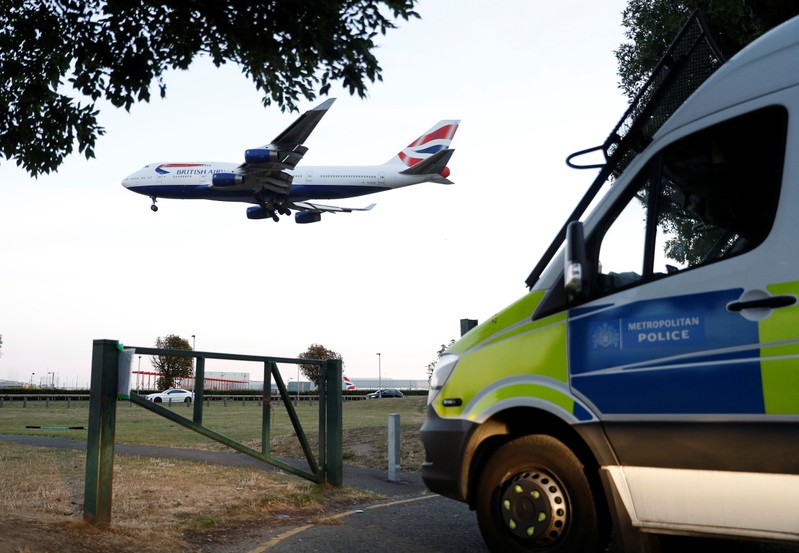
[121,175,132,189]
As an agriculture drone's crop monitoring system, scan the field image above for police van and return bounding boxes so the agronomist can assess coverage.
[421,12,799,553]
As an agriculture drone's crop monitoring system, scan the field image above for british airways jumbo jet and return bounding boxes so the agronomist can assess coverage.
[121,98,459,223]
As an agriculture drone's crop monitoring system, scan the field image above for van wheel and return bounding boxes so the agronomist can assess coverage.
[475,435,601,553]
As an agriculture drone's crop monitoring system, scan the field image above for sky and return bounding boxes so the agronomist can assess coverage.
[0,0,630,388]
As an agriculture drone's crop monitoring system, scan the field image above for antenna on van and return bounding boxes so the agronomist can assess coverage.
[525,10,726,290]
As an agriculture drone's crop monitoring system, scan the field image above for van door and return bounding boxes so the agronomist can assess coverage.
[567,105,799,534]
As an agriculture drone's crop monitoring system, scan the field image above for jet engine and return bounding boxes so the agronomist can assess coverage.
[246,206,272,220]
[244,148,281,164]
[295,211,322,224]
[211,173,244,187]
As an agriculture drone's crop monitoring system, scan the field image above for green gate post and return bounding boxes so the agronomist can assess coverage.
[318,360,328,475]
[262,361,275,456]
[84,339,120,524]
[193,356,205,425]
[325,358,343,486]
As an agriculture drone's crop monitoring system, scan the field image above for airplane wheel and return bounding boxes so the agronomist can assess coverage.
[271,214,279,222]
[151,205,158,212]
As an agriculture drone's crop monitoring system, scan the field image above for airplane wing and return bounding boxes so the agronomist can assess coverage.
[231,98,336,195]
[291,201,376,214]
[288,201,376,224]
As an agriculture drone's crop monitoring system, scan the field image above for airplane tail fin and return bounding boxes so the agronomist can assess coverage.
[399,149,456,184]
[384,120,460,168]
[343,375,357,391]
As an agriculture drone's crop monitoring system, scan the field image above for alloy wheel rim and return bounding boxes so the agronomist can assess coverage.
[499,469,569,546]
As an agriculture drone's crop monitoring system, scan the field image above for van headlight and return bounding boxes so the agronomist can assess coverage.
[427,353,459,405]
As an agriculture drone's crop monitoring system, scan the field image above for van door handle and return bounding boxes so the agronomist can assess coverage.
[727,295,797,312]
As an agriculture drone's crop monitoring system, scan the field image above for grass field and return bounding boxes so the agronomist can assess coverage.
[0,395,428,467]
[0,395,429,552]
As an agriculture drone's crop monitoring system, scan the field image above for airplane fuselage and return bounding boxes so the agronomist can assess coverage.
[122,162,427,204]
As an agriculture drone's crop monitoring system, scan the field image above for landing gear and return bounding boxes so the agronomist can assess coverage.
[253,191,289,222]
[150,197,158,212]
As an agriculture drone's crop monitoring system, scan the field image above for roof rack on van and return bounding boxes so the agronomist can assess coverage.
[525,10,726,289]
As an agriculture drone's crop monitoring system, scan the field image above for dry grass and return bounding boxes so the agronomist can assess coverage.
[0,443,377,553]
[0,396,428,552]
[264,425,426,472]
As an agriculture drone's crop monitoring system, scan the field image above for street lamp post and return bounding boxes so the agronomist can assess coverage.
[191,335,196,383]
[30,372,35,387]
[376,353,382,398]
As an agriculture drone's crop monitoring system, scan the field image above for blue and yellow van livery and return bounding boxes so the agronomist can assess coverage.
[422,13,799,553]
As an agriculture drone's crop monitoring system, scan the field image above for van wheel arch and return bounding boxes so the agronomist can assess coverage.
[465,407,612,547]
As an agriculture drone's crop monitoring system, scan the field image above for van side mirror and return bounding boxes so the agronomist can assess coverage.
[564,221,587,298]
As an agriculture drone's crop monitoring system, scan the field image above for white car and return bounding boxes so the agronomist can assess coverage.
[145,388,194,404]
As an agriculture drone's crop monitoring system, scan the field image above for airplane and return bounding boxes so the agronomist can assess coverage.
[121,98,460,223]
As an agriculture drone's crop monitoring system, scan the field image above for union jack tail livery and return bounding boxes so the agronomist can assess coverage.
[343,375,357,391]
[386,120,460,169]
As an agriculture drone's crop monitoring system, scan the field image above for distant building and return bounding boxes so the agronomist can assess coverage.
[345,377,429,391]
[248,380,314,393]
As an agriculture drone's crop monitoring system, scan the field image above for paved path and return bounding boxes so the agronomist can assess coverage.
[240,493,487,553]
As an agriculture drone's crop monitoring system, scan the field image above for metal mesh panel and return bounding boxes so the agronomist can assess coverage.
[605,11,726,175]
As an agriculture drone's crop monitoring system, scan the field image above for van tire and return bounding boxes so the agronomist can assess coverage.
[475,434,601,553]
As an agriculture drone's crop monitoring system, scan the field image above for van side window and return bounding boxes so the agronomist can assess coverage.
[595,174,651,289]
[595,106,786,295]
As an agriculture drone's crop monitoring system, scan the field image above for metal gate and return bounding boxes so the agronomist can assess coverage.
[84,339,342,525]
